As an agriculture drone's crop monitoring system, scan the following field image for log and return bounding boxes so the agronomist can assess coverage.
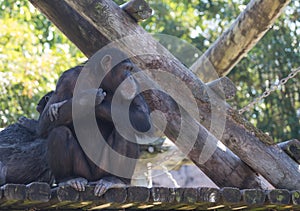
[26,182,51,202]
[221,187,241,204]
[104,187,127,203]
[278,139,300,164]
[28,0,300,190]
[127,186,150,202]
[191,0,291,81]
[241,189,265,206]
[198,187,220,203]
[291,191,300,206]
[267,189,290,205]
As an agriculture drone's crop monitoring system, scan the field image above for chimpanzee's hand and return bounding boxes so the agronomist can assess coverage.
[47,100,67,122]
[93,178,126,197]
[95,88,106,105]
[17,116,38,133]
[59,177,88,192]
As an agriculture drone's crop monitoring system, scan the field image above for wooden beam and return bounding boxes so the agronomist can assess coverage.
[29,0,300,190]
[191,0,291,81]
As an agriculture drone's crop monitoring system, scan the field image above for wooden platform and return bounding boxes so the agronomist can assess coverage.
[1,183,299,210]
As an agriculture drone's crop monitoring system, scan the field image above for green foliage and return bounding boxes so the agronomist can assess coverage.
[0,0,299,142]
[229,1,300,142]
[0,0,85,126]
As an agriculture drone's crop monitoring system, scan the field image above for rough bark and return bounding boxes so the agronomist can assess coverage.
[27,0,300,190]
[191,0,291,82]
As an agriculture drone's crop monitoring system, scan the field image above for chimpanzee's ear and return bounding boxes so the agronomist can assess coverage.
[101,54,112,71]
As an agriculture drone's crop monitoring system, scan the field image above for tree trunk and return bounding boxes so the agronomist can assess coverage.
[28,0,300,190]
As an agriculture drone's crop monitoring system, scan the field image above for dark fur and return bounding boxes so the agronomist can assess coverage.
[39,48,151,184]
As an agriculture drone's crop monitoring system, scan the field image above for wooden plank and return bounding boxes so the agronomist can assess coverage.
[34,188,74,209]
[267,189,290,205]
[56,185,96,209]
[151,187,173,203]
[57,185,80,202]
[127,186,150,202]
[0,184,26,207]
[8,182,51,210]
[291,190,300,206]
[195,188,221,210]
[242,189,265,206]
[104,187,127,203]
[26,182,51,202]
[179,188,200,210]
[221,187,241,204]
[198,187,221,203]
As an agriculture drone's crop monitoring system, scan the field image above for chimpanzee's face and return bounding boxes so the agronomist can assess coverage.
[36,91,54,114]
[102,60,138,100]
[107,60,139,100]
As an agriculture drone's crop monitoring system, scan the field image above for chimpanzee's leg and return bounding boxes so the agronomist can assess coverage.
[47,126,92,191]
[93,129,140,196]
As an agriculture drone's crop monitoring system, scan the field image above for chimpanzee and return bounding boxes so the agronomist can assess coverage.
[37,48,151,196]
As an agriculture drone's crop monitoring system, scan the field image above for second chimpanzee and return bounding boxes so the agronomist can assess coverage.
[38,48,151,196]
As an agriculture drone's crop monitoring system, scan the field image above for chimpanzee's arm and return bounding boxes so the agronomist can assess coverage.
[129,94,151,133]
[38,88,106,137]
[95,94,151,133]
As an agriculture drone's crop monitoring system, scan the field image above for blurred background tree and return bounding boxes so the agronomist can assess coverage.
[0,0,299,142]
[0,0,85,125]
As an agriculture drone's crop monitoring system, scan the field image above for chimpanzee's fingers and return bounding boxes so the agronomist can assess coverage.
[66,178,88,192]
[75,180,85,192]
[48,108,54,122]
[94,183,107,197]
[53,105,59,120]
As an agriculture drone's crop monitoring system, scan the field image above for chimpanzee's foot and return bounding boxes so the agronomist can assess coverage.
[17,116,37,133]
[93,178,126,197]
[47,100,67,122]
[59,177,88,192]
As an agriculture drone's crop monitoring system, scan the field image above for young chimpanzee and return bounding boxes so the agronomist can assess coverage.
[37,48,151,196]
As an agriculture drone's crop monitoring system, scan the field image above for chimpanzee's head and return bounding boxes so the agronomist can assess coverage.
[36,91,54,114]
[100,50,139,100]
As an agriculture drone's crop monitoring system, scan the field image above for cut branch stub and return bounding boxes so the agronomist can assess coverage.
[121,0,152,21]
